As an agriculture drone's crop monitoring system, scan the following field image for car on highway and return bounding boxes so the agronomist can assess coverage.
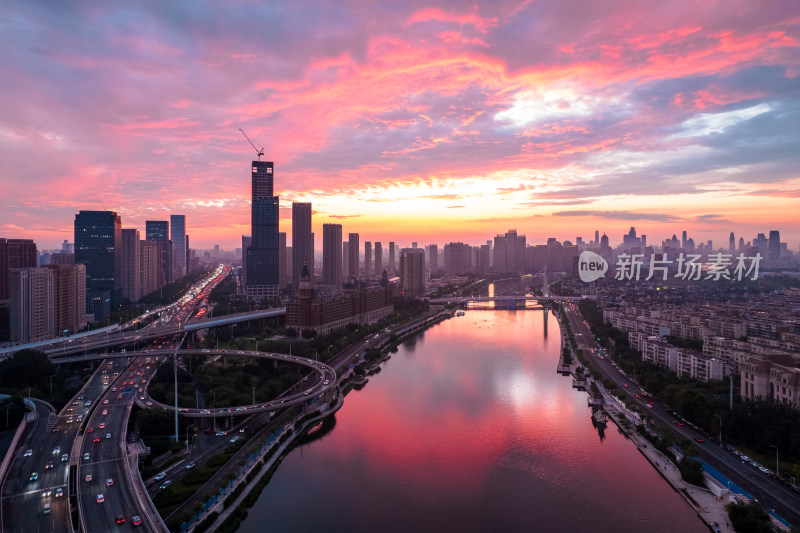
[61,453,68,462]
[99,422,105,429]
[105,432,112,439]
[185,463,196,470]
[229,436,239,443]
[154,472,166,481]
[44,461,54,470]
[159,480,172,490]
[52,446,61,455]
[83,453,90,461]
[30,472,38,481]
[106,478,114,487]
[41,488,52,497]
[86,427,93,433]
[101,409,108,415]
[84,473,92,482]
[96,494,104,503]
[115,515,126,525]
[131,515,142,527]
[93,437,100,443]
[24,449,32,457]
[55,487,63,497]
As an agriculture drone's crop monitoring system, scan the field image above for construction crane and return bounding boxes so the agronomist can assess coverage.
[238,128,264,160]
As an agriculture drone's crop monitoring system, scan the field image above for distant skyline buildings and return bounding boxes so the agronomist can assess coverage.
[291,202,313,293]
[170,214,186,278]
[74,210,121,322]
[322,223,342,288]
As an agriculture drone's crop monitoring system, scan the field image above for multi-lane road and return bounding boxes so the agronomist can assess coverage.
[563,301,800,527]
[1,265,230,532]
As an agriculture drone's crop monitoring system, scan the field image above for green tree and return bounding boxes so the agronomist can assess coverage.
[725,501,773,533]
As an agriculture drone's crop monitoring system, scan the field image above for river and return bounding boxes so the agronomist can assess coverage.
[238,309,703,532]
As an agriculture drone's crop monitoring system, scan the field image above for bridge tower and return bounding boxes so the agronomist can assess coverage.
[542,265,549,298]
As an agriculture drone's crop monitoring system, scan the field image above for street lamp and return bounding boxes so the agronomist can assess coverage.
[714,414,722,444]
[770,444,779,477]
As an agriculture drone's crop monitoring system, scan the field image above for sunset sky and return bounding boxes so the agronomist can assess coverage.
[1,1,799,250]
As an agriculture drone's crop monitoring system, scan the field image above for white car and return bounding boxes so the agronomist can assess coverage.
[154,472,166,481]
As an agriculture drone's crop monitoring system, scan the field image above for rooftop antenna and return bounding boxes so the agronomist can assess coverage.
[238,128,264,161]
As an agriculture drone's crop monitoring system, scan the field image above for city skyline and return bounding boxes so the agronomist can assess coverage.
[2,1,800,249]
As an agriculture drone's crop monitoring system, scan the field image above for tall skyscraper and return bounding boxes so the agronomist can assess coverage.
[241,235,252,286]
[348,233,360,279]
[170,215,186,278]
[322,223,343,287]
[292,202,313,292]
[146,220,172,285]
[364,241,372,280]
[388,241,396,275]
[74,210,121,322]
[9,267,54,343]
[399,248,426,298]
[729,232,736,254]
[246,161,280,299]
[768,231,781,261]
[120,229,141,301]
[374,241,383,276]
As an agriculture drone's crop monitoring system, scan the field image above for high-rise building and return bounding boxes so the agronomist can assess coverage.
[120,229,141,301]
[374,241,383,276]
[681,230,688,249]
[46,263,86,337]
[9,267,54,343]
[241,235,252,285]
[388,241,396,275]
[246,161,280,300]
[342,241,350,281]
[146,220,172,285]
[364,241,372,280]
[427,244,439,272]
[0,238,38,302]
[729,232,735,254]
[594,230,600,245]
[74,210,121,322]
[279,232,288,290]
[443,242,472,273]
[170,215,186,279]
[146,221,169,242]
[476,245,490,274]
[399,248,425,298]
[139,240,160,299]
[348,233,360,279]
[292,202,313,292]
[322,223,343,288]
[768,231,781,261]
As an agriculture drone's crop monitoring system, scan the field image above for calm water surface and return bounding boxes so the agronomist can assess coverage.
[239,310,703,533]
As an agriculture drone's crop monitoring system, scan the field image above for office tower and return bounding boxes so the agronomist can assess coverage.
[594,230,600,245]
[348,233,360,279]
[640,235,646,249]
[247,161,280,299]
[342,241,350,281]
[120,229,141,301]
[9,267,54,343]
[399,248,426,298]
[322,224,343,288]
[427,244,439,272]
[388,241,396,275]
[374,241,383,276]
[768,231,781,261]
[364,241,372,280]
[46,263,87,337]
[729,232,735,254]
[185,235,192,274]
[146,220,169,242]
[241,235,252,285]
[146,220,173,285]
[292,202,313,292]
[170,215,186,279]
[739,237,745,251]
[214,245,220,257]
[576,237,584,246]
[279,232,288,290]
[139,240,160,299]
[681,230,688,249]
[74,210,122,322]
[61,240,71,253]
[412,242,418,249]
